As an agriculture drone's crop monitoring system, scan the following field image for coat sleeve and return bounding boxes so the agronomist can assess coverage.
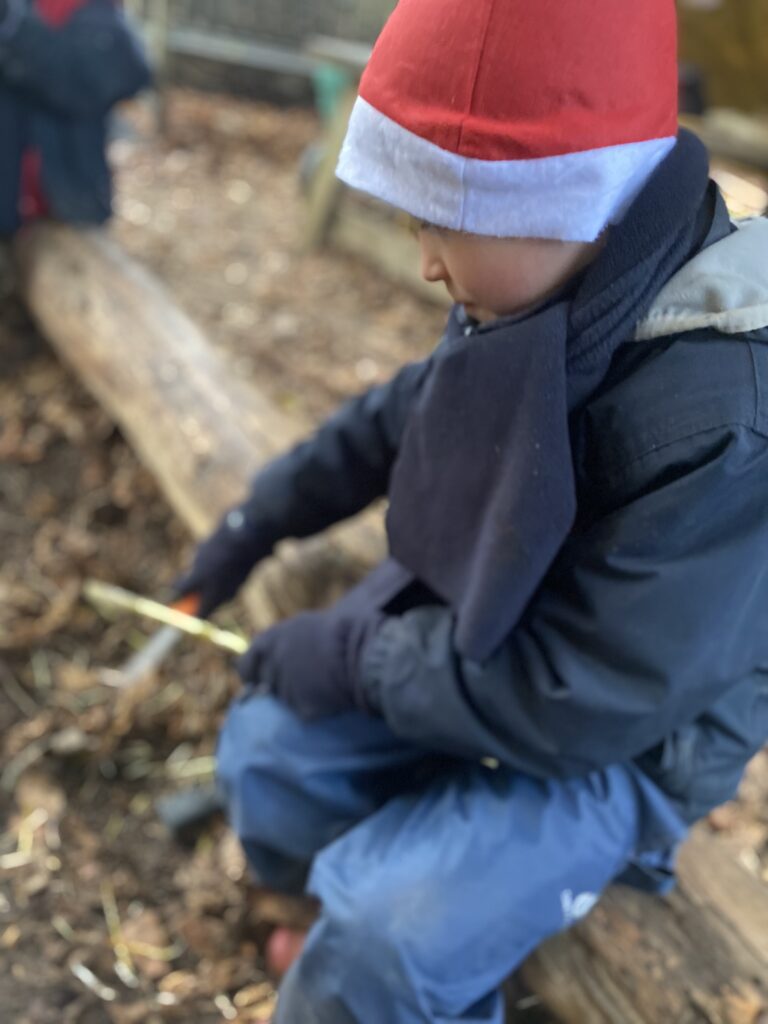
[0,1,151,115]
[359,424,768,776]
[237,358,431,543]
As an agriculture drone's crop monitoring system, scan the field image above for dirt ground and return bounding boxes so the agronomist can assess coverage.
[0,89,767,1024]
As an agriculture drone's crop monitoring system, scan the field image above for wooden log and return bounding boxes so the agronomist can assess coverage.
[14,223,768,1023]
[13,223,385,628]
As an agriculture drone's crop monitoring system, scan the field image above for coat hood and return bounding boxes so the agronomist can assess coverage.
[636,216,768,340]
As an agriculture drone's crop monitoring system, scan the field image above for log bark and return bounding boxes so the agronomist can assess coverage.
[15,223,768,1024]
[516,830,768,1023]
[13,223,385,628]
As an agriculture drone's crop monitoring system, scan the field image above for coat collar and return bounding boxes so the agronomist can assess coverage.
[636,216,768,340]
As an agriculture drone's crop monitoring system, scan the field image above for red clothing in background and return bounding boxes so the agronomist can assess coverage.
[17,0,92,221]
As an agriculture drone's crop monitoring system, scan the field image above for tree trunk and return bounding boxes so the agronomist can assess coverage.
[13,223,385,628]
[15,223,768,1023]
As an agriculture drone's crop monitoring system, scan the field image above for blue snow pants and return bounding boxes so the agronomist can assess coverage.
[217,693,688,1024]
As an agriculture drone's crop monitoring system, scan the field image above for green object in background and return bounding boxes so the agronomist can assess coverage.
[313,63,353,121]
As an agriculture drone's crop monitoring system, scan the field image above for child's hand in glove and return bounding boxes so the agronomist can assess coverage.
[238,605,383,720]
[173,507,275,617]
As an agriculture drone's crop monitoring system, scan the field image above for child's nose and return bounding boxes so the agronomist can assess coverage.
[420,252,447,284]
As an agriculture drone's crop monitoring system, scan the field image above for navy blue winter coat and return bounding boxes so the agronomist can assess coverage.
[231,206,768,827]
[0,0,150,236]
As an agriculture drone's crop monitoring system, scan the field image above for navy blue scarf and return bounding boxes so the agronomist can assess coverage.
[385,131,717,662]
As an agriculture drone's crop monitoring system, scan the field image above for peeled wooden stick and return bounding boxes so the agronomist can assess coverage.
[82,580,248,655]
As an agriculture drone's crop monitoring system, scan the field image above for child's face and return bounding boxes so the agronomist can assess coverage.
[417,226,604,323]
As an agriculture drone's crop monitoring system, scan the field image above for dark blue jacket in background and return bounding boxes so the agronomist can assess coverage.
[0,0,150,236]
[235,215,768,826]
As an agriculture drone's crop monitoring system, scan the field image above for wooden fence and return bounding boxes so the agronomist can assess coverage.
[125,0,392,94]
[157,0,392,46]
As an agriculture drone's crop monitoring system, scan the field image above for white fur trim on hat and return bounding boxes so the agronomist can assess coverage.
[337,97,676,242]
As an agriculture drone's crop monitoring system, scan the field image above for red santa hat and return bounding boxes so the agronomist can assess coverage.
[336,0,679,242]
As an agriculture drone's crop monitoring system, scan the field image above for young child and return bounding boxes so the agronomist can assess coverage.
[176,1,768,1020]
[0,0,149,238]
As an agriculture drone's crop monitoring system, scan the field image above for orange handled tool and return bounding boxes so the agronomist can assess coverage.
[105,592,203,688]
[170,592,202,617]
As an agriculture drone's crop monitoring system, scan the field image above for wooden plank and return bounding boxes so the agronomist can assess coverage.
[305,35,372,74]
[124,0,170,133]
[125,0,169,69]
[303,89,358,249]
[168,27,317,77]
